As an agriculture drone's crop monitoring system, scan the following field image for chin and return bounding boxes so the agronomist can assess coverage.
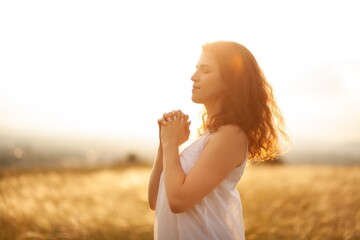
[191,96,202,104]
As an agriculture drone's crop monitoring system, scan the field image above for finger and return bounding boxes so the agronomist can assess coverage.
[170,110,177,121]
[185,121,191,135]
[179,114,187,123]
[158,118,166,125]
[162,113,168,120]
[184,115,189,122]
[159,117,167,126]
[173,110,182,121]
[169,112,175,121]
[163,113,173,122]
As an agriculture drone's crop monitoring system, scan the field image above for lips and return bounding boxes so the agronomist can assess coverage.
[192,86,200,90]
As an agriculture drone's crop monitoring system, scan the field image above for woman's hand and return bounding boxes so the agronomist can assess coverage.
[159,110,191,147]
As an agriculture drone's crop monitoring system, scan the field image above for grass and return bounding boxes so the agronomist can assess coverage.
[239,164,360,240]
[0,164,359,240]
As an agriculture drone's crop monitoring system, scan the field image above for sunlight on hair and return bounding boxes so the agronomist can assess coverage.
[230,55,244,72]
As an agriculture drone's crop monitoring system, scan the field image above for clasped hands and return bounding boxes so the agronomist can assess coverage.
[158,110,191,147]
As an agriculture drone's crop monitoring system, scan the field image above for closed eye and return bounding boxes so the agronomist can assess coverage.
[196,64,212,73]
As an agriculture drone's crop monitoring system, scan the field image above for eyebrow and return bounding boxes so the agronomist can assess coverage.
[196,64,212,70]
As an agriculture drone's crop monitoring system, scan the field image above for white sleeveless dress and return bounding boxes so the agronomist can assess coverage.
[154,132,247,240]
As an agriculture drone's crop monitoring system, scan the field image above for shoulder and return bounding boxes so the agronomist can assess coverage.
[207,125,247,145]
[204,124,247,166]
[218,124,246,136]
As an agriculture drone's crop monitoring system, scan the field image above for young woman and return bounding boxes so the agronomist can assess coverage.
[148,41,289,240]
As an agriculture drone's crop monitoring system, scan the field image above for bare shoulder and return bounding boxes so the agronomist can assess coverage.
[203,125,247,166]
[207,125,247,146]
[218,124,246,137]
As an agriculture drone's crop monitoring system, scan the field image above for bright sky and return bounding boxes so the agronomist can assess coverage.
[1,0,360,154]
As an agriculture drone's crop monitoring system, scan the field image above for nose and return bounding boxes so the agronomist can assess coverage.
[191,71,198,82]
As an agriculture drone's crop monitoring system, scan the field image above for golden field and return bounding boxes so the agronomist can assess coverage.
[0,164,359,240]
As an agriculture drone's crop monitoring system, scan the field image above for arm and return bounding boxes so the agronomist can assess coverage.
[162,124,247,213]
[147,111,190,210]
[147,143,163,210]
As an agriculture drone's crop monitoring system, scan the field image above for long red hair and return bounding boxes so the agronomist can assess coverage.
[200,41,290,161]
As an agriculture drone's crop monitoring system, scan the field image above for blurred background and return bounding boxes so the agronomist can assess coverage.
[1,0,360,167]
[1,1,360,240]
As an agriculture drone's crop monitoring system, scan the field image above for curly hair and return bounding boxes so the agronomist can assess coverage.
[200,41,290,162]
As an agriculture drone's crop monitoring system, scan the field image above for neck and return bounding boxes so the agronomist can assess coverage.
[204,99,222,125]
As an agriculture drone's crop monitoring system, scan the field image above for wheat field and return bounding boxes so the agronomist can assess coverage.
[0,164,359,240]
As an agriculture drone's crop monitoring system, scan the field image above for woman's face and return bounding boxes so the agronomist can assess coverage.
[191,52,226,105]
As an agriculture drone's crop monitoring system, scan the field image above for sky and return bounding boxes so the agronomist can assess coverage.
[0,0,360,159]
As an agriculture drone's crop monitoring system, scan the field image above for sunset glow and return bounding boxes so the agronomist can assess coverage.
[1,0,359,159]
